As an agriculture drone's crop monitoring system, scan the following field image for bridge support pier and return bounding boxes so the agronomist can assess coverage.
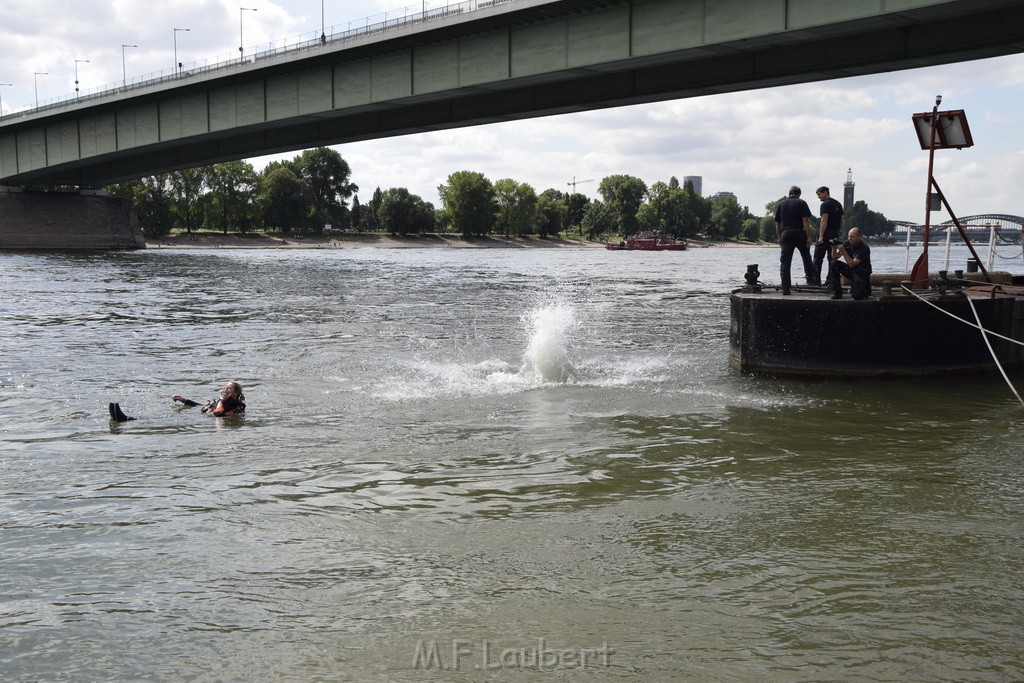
[0,187,145,250]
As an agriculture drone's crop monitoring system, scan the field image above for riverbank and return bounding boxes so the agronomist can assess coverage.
[146,232,765,249]
[148,232,604,249]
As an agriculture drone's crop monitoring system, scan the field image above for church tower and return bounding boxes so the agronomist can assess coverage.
[843,168,855,212]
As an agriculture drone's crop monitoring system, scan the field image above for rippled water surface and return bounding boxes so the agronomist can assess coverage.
[2,245,1023,681]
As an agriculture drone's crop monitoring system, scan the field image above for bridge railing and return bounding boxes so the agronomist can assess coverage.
[0,0,512,123]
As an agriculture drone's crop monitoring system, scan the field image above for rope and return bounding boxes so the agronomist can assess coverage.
[900,284,1024,405]
[899,285,1024,348]
[964,295,1024,407]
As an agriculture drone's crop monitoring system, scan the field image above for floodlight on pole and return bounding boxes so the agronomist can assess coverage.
[74,59,89,96]
[33,72,47,107]
[240,8,257,62]
[121,44,137,86]
[911,109,973,151]
[908,99,984,286]
[174,28,190,74]
[321,0,326,44]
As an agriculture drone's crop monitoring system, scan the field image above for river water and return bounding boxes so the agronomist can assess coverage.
[2,245,1023,682]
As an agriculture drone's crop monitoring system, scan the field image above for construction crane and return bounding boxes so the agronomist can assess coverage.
[567,176,594,194]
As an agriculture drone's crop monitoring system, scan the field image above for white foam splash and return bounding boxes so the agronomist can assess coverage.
[372,301,676,401]
[518,303,578,383]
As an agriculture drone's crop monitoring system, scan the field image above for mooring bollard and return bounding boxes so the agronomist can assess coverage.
[743,264,761,292]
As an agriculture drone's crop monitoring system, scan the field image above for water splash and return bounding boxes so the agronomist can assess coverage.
[518,303,578,383]
[373,300,679,401]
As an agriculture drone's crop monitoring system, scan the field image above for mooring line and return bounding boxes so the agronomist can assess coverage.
[964,295,1024,407]
[899,285,1024,347]
[899,285,1024,406]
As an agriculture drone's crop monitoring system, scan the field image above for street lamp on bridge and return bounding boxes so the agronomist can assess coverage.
[33,72,47,108]
[174,28,190,74]
[0,83,11,116]
[240,7,257,63]
[74,59,89,96]
[121,44,137,87]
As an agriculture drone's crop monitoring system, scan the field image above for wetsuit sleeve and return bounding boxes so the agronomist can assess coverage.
[179,398,201,407]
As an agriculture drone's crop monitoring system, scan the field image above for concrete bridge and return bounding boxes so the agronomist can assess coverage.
[2,0,1024,247]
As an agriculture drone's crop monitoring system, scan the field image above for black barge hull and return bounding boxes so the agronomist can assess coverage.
[729,290,1024,376]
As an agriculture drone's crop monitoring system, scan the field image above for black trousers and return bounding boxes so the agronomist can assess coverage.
[779,230,813,292]
[829,260,872,299]
[811,241,833,284]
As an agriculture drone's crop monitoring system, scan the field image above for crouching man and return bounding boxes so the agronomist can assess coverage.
[828,227,872,300]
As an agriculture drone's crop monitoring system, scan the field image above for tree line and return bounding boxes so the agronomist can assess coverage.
[106,147,892,240]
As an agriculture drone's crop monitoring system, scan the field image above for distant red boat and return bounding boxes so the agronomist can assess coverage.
[606,232,687,251]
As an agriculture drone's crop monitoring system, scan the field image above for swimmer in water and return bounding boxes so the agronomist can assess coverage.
[172,380,246,417]
[109,380,246,422]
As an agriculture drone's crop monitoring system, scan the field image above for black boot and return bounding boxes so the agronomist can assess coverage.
[109,403,135,422]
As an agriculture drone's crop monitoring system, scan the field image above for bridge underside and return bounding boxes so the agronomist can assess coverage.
[3,0,1024,187]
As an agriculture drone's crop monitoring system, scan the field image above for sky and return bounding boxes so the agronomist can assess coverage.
[2,0,1024,223]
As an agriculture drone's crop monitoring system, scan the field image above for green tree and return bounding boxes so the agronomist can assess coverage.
[679,179,710,237]
[415,198,437,233]
[598,175,647,236]
[263,158,301,176]
[536,189,568,238]
[205,161,257,234]
[740,217,761,242]
[377,187,434,236]
[257,166,307,232]
[364,187,384,233]
[639,177,692,237]
[637,181,667,234]
[493,178,538,237]
[565,192,590,232]
[350,194,365,231]
[710,194,744,239]
[761,197,786,241]
[438,171,496,238]
[107,175,174,238]
[581,199,616,240]
[844,200,893,237]
[296,147,357,230]
[168,168,206,233]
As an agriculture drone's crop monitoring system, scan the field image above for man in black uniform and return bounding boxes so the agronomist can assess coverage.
[773,185,815,295]
[828,227,872,300]
[813,186,844,286]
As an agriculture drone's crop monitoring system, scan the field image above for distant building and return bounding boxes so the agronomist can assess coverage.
[711,191,737,201]
[843,168,855,212]
[683,175,703,196]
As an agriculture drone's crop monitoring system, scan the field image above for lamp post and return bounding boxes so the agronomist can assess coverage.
[239,7,257,62]
[173,28,190,74]
[74,59,89,96]
[320,0,326,44]
[0,83,11,116]
[33,72,47,107]
[121,44,137,86]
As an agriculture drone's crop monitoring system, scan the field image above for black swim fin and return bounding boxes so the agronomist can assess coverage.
[109,402,135,422]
